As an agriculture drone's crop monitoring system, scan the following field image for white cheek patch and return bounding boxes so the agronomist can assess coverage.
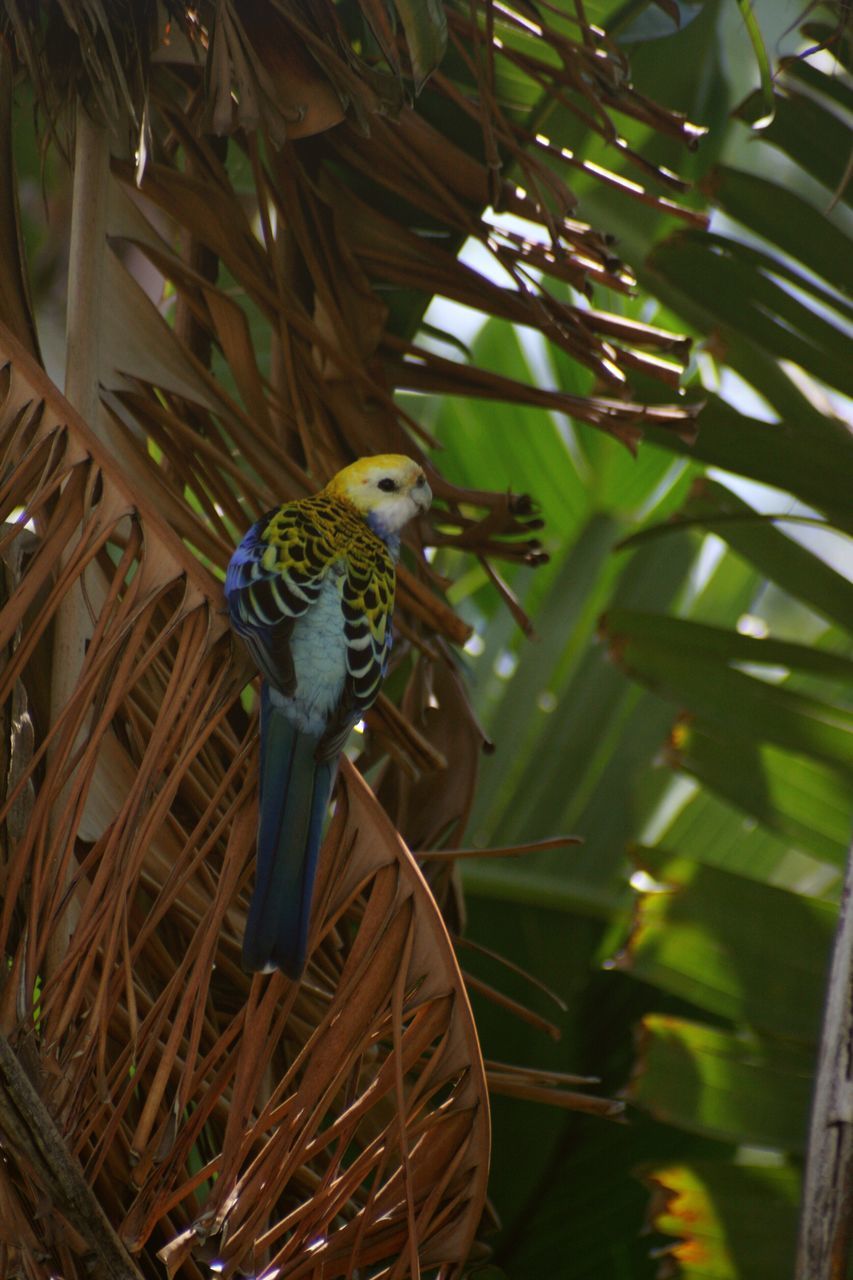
[380,494,418,533]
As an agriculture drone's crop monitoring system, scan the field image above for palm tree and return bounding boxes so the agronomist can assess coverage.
[0,2,850,1277]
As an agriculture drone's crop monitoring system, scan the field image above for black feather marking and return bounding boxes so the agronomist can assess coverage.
[317,678,359,759]
[248,580,283,624]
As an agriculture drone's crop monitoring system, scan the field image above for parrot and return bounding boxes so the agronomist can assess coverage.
[225,455,432,978]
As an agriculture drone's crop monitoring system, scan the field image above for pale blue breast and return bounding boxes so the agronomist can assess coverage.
[268,567,348,736]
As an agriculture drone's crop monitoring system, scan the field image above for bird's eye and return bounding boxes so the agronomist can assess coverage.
[377,478,397,492]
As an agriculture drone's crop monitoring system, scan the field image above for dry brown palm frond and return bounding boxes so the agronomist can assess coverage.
[0,325,488,1279]
[0,44,40,362]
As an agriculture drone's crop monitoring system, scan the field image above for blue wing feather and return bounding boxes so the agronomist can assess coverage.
[225,511,322,697]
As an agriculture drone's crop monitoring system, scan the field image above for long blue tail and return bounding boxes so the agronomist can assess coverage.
[242,684,336,977]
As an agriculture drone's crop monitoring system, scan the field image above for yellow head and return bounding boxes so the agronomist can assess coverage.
[325,454,432,535]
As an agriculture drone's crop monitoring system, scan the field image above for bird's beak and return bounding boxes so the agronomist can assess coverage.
[414,481,432,513]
